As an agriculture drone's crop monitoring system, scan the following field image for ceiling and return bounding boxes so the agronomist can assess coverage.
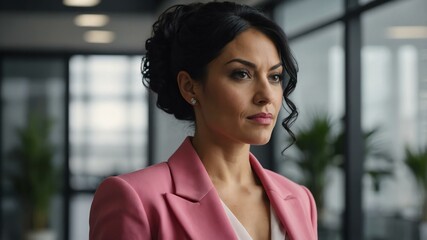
[0,0,160,13]
[0,0,269,54]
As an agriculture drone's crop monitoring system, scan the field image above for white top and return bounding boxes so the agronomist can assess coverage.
[221,201,286,240]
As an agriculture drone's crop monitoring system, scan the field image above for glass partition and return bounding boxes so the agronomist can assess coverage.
[1,57,66,240]
[69,55,148,239]
[274,23,344,239]
[275,0,343,36]
[361,0,427,239]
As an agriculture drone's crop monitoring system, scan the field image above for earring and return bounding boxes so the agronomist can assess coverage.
[190,97,197,105]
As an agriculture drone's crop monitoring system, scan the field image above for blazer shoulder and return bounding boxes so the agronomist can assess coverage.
[119,162,170,182]
[265,169,318,235]
[114,162,173,195]
[264,169,313,199]
[264,169,299,187]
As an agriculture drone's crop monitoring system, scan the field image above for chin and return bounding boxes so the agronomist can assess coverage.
[248,135,271,146]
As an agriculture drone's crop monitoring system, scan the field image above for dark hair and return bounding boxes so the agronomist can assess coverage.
[142,1,298,144]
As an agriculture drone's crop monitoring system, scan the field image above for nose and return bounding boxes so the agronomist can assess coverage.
[253,78,273,105]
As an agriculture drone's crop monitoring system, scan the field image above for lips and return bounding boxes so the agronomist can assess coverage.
[248,112,273,119]
[247,112,274,125]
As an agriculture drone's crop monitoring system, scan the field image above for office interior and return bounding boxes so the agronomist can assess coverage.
[0,0,426,239]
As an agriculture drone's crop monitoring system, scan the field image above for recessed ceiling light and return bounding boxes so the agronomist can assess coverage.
[63,0,100,7]
[387,26,427,39]
[84,30,115,44]
[75,14,109,27]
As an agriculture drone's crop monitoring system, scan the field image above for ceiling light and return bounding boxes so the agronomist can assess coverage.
[63,0,100,7]
[75,14,109,27]
[84,30,115,44]
[387,26,427,39]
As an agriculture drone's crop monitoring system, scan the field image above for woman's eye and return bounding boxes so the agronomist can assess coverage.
[231,70,250,80]
[269,74,283,83]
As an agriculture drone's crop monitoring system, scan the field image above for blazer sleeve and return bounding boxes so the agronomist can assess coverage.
[89,176,151,240]
[302,186,318,239]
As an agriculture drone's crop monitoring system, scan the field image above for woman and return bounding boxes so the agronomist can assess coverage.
[89,2,317,240]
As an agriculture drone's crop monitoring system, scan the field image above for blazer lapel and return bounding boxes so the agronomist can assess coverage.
[164,137,237,240]
[164,138,315,239]
[165,191,236,239]
[250,154,316,240]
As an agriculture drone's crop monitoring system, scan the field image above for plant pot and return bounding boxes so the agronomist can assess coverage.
[420,222,427,240]
[26,229,56,240]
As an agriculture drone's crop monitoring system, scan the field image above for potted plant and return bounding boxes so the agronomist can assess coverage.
[9,113,57,240]
[333,127,394,194]
[404,146,427,239]
[288,115,338,217]
[288,114,393,235]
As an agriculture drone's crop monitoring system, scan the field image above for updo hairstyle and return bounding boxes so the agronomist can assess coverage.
[142,1,299,143]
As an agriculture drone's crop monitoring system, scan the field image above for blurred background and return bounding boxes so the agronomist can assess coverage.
[0,0,426,239]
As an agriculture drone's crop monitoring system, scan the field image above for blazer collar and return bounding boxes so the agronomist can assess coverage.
[250,154,316,240]
[165,137,237,239]
[165,137,315,240]
[167,137,213,201]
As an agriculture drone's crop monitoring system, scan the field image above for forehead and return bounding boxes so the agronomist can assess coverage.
[214,28,281,65]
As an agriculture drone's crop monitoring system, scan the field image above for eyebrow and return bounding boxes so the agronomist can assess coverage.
[225,58,282,71]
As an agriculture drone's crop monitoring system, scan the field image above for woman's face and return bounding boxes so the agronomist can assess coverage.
[193,28,284,145]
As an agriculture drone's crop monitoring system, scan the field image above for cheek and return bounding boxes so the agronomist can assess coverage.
[205,81,244,107]
[213,88,245,113]
[273,87,284,105]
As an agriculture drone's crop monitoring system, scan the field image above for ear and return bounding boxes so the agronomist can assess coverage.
[177,71,198,104]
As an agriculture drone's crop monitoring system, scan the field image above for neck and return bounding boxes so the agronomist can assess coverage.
[191,133,255,186]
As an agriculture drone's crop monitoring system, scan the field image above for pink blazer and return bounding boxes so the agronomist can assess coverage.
[89,137,317,240]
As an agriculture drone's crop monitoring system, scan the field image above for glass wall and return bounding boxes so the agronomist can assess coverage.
[69,55,148,240]
[1,57,66,240]
[0,54,150,240]
[274,22,345,239]
[276,0,343,36]
[362,0,427,239]
[275,0,427,239]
